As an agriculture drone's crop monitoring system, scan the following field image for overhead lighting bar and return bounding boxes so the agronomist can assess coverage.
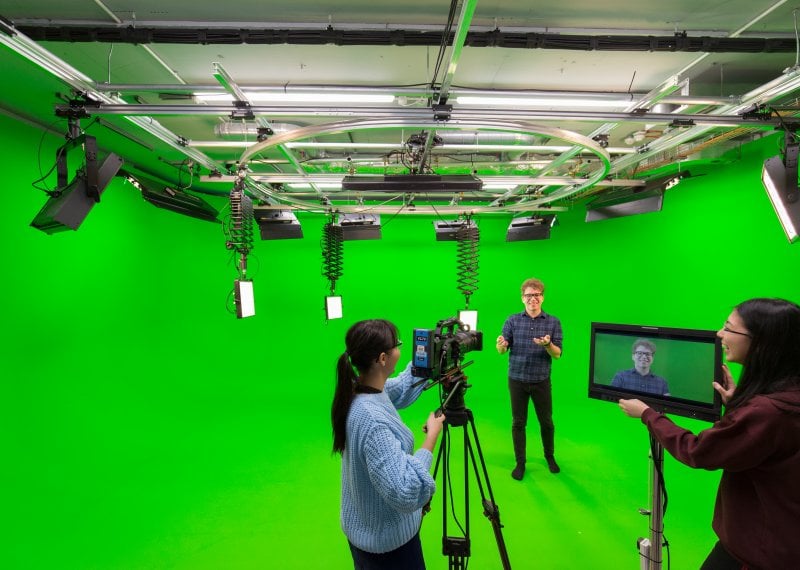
[342,174,483,193]
[194,92,395,104]
[456,95,635,108]
[762,141,800,243]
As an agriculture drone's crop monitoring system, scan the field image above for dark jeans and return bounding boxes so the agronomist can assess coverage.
[509,378,554,463]
[348,532,425,570]
[700,541,745,570]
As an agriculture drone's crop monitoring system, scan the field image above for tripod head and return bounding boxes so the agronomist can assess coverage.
[437,366,472,426]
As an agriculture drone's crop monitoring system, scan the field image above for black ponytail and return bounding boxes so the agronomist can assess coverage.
[331,319,398,454]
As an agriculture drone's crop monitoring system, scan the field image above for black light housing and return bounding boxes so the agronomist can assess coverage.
[585,173,687,222]
[254,207,303,239]
[506,214,557,241]
[139,183,220,223]
[30,153,123,234]
[434,218,477,241]
[335,213,381,240]
[341,174,483,193]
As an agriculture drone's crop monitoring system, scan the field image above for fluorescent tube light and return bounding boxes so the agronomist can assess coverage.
[762,154,800,243]
[194,92,395,104]
[455,96,633,108]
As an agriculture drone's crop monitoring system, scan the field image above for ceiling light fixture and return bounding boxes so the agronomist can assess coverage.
[336,213,382,240]
[455,95,634,108]
[506,215,557,241]
[434,218,477,241]
[193,92,395,104]
[129,174,221,223]
[762,137,800,243]
[584,173,687,222]
[342,174,483,193]
[253,207,304,240]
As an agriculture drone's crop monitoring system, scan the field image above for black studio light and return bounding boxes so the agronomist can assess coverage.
[253,207,303,240]
[506,214,557,241]
[434,218,477,241]
[335,212,381,240]
[585,173,687,222]
[30,132,123,234]
[341,174,483,193]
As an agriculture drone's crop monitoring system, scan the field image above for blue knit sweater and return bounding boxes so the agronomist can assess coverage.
[341,362,436,553]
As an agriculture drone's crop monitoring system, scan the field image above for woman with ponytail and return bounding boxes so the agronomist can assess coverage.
[620,298,800,569]
[331,319,445,569]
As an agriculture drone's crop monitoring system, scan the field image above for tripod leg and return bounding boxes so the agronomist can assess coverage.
[464,409,513,570]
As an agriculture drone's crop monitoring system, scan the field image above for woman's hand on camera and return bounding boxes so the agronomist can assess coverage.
[619,398,650,418]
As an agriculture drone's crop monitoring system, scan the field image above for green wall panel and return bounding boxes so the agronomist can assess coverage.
[2,112,798,569]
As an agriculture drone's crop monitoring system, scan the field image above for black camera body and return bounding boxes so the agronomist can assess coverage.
[412,316,483,380]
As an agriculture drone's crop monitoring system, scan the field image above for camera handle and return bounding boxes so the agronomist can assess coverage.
[431,391,512,570]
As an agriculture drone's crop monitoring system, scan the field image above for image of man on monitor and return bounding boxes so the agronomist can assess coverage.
[611,339,670,395]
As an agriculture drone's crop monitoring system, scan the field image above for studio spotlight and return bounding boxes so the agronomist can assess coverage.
[335,212,381,240]
[434,218,477,241]
[30,152,123,234]
[506,215,557,241]
[253,207,303,239]
[762,142,800,243]
[585,173,687,222]
[127,174,220,223]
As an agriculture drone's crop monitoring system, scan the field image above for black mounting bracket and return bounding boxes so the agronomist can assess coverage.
[432,103,452,122]
[230,100,255,120]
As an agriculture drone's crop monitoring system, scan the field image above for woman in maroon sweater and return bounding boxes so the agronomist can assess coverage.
[620,298,800,570]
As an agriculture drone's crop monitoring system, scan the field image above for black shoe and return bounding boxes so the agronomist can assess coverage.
[511,463,525,480]
[545,455,560,474]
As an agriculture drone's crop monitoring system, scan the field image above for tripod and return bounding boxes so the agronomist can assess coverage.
[431,374,512,570]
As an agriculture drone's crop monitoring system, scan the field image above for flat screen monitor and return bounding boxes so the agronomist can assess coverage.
[589,322,723,422]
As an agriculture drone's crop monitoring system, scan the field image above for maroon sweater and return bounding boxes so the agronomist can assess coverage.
[641,389,800,570]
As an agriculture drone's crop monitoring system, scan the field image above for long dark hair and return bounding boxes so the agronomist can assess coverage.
[331,319,399,454]
[726,298,800,409]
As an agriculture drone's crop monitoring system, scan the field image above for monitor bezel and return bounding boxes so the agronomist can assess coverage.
[589,322,723,422]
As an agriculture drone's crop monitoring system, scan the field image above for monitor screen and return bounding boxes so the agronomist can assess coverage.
[589,322,723,422]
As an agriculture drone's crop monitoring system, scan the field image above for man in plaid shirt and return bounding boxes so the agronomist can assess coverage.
[496,277,563,480]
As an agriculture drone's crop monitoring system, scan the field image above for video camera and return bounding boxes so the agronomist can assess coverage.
[412,316,483,381]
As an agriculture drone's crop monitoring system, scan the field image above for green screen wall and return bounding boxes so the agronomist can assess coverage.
[2,112,798,569]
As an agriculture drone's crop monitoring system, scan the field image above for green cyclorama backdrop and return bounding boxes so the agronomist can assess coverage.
[3,112,799,570]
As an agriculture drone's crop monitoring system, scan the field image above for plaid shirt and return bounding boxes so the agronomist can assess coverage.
[501,310,563,383]
[610,369,670,395]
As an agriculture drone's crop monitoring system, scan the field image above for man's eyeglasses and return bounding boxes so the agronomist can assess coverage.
[634,351,653,358]
[722,326,751,338]
[523,292,543,300]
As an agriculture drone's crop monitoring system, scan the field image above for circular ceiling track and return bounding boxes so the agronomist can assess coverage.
[238,118,611,210]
